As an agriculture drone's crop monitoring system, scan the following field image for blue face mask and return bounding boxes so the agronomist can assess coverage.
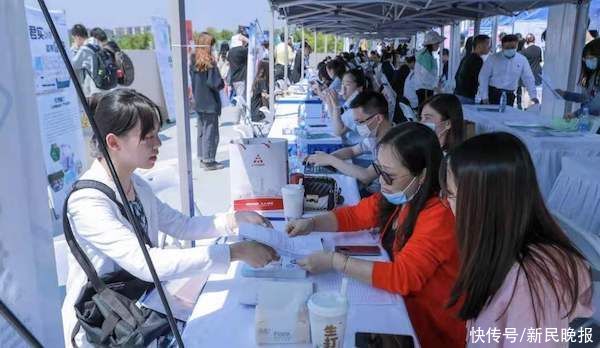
[381,176,418,205]
[502,48,517,59]
[585,57,598,70]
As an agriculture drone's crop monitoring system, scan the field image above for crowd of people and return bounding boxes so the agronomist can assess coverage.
[191,27,313,171]
[293,29,594,346]
[62,23,596,347]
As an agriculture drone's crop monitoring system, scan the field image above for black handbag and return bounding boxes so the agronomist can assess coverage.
[302,176,343,211]
[63,180,171,347]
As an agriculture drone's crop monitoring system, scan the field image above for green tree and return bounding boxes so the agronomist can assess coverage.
[292,28,337,53]
[219,29,233,42]
[116,32,153,50]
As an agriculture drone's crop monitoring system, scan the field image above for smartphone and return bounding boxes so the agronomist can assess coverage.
[355,332,415,348]
[335,245,381,256]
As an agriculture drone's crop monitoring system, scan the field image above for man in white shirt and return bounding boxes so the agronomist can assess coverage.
[478,34,539,106]
[275,34,294,80]
[305,91,392,186]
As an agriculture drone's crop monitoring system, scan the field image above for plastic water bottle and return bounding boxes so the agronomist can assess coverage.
[578,107,592,133]
[499,91,507,113]
[296,128,308,159]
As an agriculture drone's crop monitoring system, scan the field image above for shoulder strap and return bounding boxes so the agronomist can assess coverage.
[62,180,152,292]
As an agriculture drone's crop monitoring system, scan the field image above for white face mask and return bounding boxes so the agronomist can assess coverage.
[345,90,359,105]
[423,122,436,131]
[357,123,372,137]
[502,48,517,59]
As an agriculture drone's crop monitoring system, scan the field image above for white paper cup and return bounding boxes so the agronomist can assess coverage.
[307,291,348,348]
[282,184,304,220]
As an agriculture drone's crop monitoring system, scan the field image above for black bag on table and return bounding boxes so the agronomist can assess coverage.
[63,180,171,347]
[303,176,343,211]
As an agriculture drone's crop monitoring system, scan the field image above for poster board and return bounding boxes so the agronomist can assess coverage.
[25,7,87,220]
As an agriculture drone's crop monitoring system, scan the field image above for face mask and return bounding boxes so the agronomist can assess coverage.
[357,123,372,138]
[381,176,418,205]
[423,122,436,131]
[585,57,598,70]
[345,90,359,104]
[502,48,517,59]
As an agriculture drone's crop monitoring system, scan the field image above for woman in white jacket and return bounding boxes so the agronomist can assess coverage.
[63,89,277,346]
[414,31,445,106]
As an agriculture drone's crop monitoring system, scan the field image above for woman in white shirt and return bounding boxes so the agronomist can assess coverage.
[326,58,346,94]
[63,89,277,345]
[414,31,445,105]
[320,69,366,145]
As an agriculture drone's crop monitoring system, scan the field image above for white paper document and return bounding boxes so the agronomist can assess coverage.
[239,223,324,257]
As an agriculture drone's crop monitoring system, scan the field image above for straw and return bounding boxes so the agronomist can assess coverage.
[340,277,348,298]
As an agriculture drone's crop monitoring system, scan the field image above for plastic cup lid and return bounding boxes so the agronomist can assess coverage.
[308,291,348,317]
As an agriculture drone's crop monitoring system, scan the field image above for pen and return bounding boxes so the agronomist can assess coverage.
[266,216,286,221]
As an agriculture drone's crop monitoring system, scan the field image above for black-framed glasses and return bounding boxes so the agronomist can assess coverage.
[372,161,393,185]
[357,112,379,125]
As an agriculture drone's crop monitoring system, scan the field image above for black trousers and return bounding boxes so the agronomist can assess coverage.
[416,89,434,107]
[488,86,515,106]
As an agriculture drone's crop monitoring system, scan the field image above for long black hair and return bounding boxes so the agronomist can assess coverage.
[326,58,346,80]
[377,122,443,251]
[442,132,590,324]
[421,94,465,151]
[90,89,162,158]
[580,38,600,88]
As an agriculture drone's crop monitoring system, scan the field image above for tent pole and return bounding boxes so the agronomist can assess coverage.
[170,0,194,220]
[491,16,498,53]
[284,21,289,82]
[269,7,275,116]
[301,25,305,80]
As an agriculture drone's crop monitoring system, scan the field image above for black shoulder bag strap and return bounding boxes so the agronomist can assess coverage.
[62,179,153,292]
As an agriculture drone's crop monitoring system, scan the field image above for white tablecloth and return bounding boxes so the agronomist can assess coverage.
[181,231,417,348]
[462,105,600,197]
[181,175,418,347]
[547,156,600,235]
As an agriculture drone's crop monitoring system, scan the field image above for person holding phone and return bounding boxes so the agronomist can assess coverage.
[287,122,466,348]
[319,68,366,145]
[63,89,278,345]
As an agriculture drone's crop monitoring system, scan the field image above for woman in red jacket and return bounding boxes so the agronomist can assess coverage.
[287,122,465,348]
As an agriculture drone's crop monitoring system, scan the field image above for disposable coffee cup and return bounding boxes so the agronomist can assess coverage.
[282,184,304,220]
[307,291,348,348]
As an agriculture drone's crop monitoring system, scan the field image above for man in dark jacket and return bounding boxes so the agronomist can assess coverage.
[290,41,312,84]
[228,27,249,124]
[454,34,490,104]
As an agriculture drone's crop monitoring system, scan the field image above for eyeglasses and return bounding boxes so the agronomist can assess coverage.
[357,112,379,125]
[372,161,393,185]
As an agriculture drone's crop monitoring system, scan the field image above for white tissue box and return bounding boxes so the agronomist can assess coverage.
[255,280,313,344]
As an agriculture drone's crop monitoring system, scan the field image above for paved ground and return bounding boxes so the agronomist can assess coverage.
[145,105,242,217]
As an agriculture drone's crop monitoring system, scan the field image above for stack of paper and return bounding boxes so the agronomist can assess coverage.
[238,223,324,257]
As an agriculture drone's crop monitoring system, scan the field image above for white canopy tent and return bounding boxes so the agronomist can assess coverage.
[263,0,590,120]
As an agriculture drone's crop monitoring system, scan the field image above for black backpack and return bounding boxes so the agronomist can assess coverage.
[106,41,135,86]
[86,43,119,90]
